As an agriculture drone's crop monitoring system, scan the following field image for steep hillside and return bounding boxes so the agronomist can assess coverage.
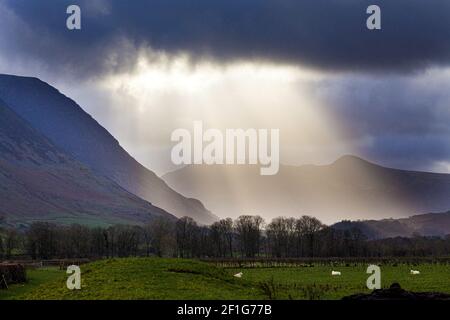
[333,211,450,239]
[163,156,450,223]
[0,74,216,225]
[0,98,174,227]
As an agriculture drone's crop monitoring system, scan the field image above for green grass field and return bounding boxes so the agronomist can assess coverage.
[1,258,449,300]
[228,264,450,299]
[0,267,62,300]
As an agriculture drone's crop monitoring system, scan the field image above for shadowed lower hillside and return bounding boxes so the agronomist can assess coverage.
[0,98,174,227]
[0,74,217,225]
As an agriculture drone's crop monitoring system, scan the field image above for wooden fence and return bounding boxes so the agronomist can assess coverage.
[200,256,450,268]
[0,258,93,270]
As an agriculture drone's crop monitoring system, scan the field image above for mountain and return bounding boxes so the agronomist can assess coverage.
[0,98,174,227]
[332,211,450,239]
[0,74,217,225]
[162,155,450,224]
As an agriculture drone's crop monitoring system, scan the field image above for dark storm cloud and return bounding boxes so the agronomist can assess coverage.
[1,0,449,173]
[363,134,450,171]
[2,0,450,78]
[308,74,450,171]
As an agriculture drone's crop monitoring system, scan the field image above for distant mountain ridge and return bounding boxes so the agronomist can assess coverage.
[332,211,450,239]
[163,155,450,224]
[0,98,174,227]
[0,74,217,225]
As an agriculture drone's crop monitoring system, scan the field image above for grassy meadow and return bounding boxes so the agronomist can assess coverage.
[1,258,449,300]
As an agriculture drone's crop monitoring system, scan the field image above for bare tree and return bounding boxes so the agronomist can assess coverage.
[176,217,199,258]
[5,229,19,259]
[210,222,224,257]
[296,216,324,257]
[150,217,176,257]
[90,227,108,258]
[267,217,296,258]
[26,222,58,259]
[210,218,234,257]
[108,225,141,257]
[234,215,265,257]
[220,218,234,258]
[106,226,117,258]
[141,224,153,257]
[60,224,92,258]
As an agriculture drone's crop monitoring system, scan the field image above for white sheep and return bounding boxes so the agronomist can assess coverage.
[410,270,420,275]
[234,272,243,278]
[331,270,341,276]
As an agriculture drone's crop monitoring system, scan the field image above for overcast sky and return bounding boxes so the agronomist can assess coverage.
[0,0,449,174]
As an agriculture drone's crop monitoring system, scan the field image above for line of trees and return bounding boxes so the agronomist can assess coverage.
[1,215,450,260]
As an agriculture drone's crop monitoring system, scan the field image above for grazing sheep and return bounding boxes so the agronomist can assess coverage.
[410,270,420,275]
[331,271,341,276]
[234,272,243,278]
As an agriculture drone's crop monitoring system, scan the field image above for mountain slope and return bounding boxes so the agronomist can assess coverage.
[332,211,450,239]
[162,156,450,224]
[0,98,174,227]
[0,74,216,225]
